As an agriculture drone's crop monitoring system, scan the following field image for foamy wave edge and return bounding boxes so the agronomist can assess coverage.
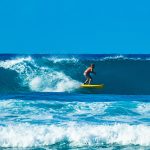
[44,57,79,63]
[0,123,150,148]
[0,56,81,92]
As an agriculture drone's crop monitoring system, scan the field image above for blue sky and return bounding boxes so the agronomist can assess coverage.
[0,0,150,54]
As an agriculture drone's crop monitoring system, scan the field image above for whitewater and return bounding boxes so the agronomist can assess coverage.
[0,54,150,149]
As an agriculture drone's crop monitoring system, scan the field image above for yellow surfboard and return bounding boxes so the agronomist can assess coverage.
[80,84,104,89]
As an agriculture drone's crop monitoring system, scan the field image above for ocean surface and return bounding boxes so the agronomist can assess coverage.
[0,54,150,149]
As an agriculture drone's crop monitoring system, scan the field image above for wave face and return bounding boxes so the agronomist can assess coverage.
[0,54,150,94]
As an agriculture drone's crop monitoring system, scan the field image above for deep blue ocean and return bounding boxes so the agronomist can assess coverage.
[0,54,150,149]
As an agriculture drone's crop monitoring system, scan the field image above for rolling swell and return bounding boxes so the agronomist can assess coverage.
[0,68,22,92]
[0,54,150,94]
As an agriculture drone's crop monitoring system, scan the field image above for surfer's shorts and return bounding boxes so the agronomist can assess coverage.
[84,73,92,79]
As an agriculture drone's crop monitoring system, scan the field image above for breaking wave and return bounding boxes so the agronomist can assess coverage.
[0,54,150,94]
[0,123,150,148]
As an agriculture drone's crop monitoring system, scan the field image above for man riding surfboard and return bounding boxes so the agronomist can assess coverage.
[83,64,96,84]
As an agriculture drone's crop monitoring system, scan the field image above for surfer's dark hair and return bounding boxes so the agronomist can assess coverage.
[91,64,95,67]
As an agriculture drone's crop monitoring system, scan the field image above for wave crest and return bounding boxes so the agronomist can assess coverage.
[0,56,81,92]
[0,123,150,148]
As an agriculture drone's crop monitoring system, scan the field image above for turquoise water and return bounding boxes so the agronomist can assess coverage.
[0,93,150,149]
[0,54,150,149]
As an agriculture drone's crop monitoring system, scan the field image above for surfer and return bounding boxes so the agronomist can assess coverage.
[83,64,96,84]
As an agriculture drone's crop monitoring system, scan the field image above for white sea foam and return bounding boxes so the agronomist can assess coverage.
[135,103,150,115]
[0,99,112,124]
[45,57,79,63]
[99,55,142,61]
[0,123,149,148]
[70,102,111,116]
[0,99,54,121]
[0,57,81,92]
[29,71,81,92]
[103,115,138,124]
[102,55,125,60]
[0,57,32,69]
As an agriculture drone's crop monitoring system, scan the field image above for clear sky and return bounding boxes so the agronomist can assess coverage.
[0,0,150,54]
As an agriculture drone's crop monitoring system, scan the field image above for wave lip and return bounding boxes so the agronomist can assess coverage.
[44,56,79,63]
[0,123,150,148]
[0,56,32,69]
